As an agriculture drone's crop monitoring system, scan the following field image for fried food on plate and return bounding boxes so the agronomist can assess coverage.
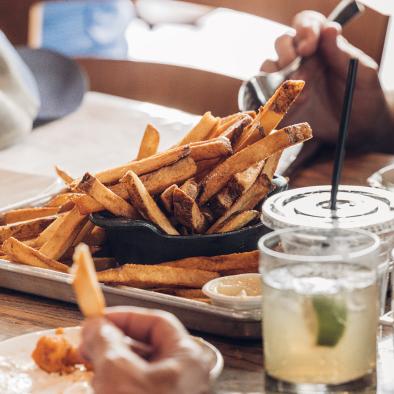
[32,329,84,374]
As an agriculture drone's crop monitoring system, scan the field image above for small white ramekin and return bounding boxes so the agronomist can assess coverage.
[202,273,262,310]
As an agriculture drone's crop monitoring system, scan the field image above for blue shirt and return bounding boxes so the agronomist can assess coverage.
[42,1,135,58]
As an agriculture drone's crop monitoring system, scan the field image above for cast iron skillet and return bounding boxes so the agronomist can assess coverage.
[91,176,288,264]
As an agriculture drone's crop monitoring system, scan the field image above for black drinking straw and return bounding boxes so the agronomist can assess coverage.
[330,58,359,210]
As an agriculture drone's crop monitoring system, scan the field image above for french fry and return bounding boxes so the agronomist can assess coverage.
[0,207,59,225]
[136,123,160,160]
[209,113,246,139]
[34,214,66,247]
[0,216,58,243]
[199,123,312,204]
[72,183,133,216]
[209,161,264,216]
[76,157,197,215]
[195,158,221,178]
[215,210,259,233]
[83,226,107,246]
[58,200,76,213]
[138,157,197,195]
[97,264,218,288]
[219,115,253,147]
[173,187,208,234]
[77,173,136,218]
[88,145,190,185]
[160,184,177,213]
[93,257,118,271]
[177,112,219,146]
[72,243,105,317]
[207,174,272,234]
[55,166,73,186]
[0,254,13,262]
[72,220,95,247]
[161,250,259,272]
[123,171,179,235]
[62,244,101,262]
[235,80,305,151]
[220,267,258,275]
[45,193,80,208]
[189,137,232,161]
[39,207,88,260]
[154,288,205,299]
[180,178,199,200]
[2,237,69,272]
[263,151,281,180]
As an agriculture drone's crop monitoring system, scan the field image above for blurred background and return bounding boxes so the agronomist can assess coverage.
[0,0,393,90]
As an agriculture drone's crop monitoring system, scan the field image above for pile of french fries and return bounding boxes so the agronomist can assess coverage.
[0,80,312,303]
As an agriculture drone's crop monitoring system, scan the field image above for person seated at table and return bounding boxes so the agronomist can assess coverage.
[42,0,135,58]
[81,307,210,394]
[260,10,394,153]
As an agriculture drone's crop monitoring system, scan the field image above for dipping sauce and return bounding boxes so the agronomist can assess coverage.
[214,276,262,297]
[203,274,263,310]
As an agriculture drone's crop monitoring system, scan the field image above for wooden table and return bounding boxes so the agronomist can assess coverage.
[1,95,394,393]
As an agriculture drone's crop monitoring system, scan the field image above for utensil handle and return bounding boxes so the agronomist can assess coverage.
[328,0,365,26]
[282,0,364,77]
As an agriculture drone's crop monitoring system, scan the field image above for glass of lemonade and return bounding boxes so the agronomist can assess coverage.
[259,228,380,392]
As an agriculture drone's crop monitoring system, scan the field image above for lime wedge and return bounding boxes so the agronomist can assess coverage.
[310,295,347,347]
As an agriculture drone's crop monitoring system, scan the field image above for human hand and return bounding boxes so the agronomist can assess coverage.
[262,11,392,149]
[80,307,211,394]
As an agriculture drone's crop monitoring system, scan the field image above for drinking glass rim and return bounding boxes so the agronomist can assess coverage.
[258,227,381,263]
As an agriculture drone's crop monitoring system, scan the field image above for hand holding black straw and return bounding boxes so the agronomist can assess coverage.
[330,58,359,210]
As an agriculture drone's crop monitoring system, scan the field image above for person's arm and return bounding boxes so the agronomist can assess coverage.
[80,307,210,394]
[261,11,394,153]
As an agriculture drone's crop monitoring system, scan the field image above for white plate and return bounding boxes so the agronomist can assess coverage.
[0,326,223,394]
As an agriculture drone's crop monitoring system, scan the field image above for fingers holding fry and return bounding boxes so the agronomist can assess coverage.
[72,243,105,317]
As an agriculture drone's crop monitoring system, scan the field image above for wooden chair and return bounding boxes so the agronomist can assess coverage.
[76,58,242,116]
